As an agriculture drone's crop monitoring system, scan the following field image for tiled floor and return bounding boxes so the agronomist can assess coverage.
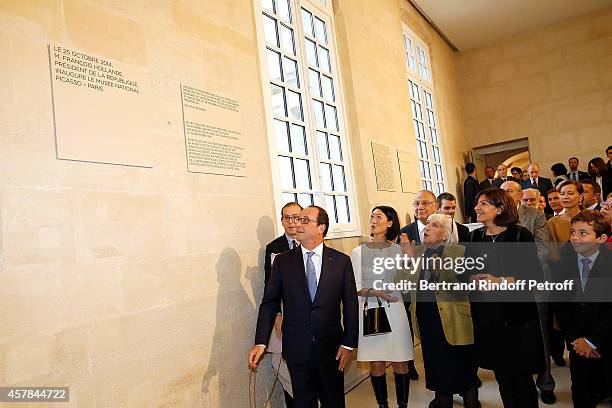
[345,346,609,407]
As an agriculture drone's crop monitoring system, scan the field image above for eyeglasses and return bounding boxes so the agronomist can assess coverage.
[412,200,435,208]
[602,201,612,209]
[282,215,299,222]
[296,217,318,225]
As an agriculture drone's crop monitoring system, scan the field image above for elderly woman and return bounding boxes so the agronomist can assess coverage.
[406,213,480,408]
[469,187,544,408]
[351,206,413,408]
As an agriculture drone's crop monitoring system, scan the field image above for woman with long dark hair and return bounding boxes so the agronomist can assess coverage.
[588,157,612,198]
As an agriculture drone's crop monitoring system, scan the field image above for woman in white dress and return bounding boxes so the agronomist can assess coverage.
[351,206,414,408]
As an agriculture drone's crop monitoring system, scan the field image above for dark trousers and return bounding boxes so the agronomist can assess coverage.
[547,307,565,361]
[283,390,294,408]
[494,371,538,408]
[569,350,611,408]
[286,342,344,408]
[535,302,555,392]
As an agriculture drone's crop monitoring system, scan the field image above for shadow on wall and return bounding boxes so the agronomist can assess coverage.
[200,216,283,407]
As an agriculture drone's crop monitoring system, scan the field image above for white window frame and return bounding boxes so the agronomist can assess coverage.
[254,0,360,239]
[402,25,447,195]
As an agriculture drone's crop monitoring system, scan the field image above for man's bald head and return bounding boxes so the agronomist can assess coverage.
[501,180,522,205]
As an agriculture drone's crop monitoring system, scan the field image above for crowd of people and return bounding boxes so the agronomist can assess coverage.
[246,146,612,408]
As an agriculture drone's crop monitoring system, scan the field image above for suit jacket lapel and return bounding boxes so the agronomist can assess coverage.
[293,247,312,304]
[313,245,332,304]
[410,222,421,244]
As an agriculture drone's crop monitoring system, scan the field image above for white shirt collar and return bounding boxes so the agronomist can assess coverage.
[417,220,427,232]
[586,203,599,211]
[301,241,324,257]
[284,234,298,248]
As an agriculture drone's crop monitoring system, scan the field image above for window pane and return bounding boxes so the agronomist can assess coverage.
[305,39,318,66]
[262,0,274,13]
[414,102,422,121]
[408,80,416,98]
[336,195,350,223]
[286,90,303,121]
[298,193,313,207]
[270,84,286,117]
[430,128,438,145]
[421,141,428,159]
[324,195,337,222]
[308,69,321,97]
[294,159,311,189]
[419,160,426,178]
[321,75,334,101]
[312,100,325,128]
[320,163,332,190]
[276,0,291,22]
[283,57,299,87]
[266,49,282,81]
[418,122,425,139]
[279,156,294,188]
[413,121,420,141]
[328,134,342,161]
[282,192,296,204]
[301,8,313,37]
[332,165,346,192]
[274,119,289,152]
[263,15,279,47]
[279,24,295,55]
[325,104,338,132]
[318,45,331,72]
[314,17,327,44]
[316,131,329,159]
[428,110,435,127]
[290,124,307,155]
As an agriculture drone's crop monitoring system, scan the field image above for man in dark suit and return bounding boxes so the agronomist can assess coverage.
[399,190,439,245]
[463,162,480,223]
[479,165,497,190]
[521,163,554,215]
[607,146,612,173]
[262,201,302,407]
[501,180,559,403]
[249,206,358,407]
[582,180,602,212]
[567,157,589,182]
[553,211,612,408]
[397,190,439,381]
[264,202,303,287]
[493,163,517,187]
[436,192,470,242]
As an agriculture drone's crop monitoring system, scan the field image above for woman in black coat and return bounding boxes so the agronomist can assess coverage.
[468,187,544,408]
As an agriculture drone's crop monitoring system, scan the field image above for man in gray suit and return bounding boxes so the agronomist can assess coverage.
[501,181,558,405]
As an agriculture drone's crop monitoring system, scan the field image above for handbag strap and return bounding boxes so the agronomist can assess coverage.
[364,296,386,309]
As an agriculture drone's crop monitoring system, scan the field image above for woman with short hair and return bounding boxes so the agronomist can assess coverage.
[351,206,413,408]
[407,213,480,408]
[548,180,584,259]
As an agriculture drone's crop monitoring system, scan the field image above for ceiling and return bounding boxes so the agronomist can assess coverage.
[411,0,612,51]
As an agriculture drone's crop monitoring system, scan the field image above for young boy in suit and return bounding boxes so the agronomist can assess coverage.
[554,210,612,408]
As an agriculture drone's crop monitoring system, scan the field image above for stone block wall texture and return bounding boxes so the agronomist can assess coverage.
[457,7,612,178]
[7,0,608,407]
